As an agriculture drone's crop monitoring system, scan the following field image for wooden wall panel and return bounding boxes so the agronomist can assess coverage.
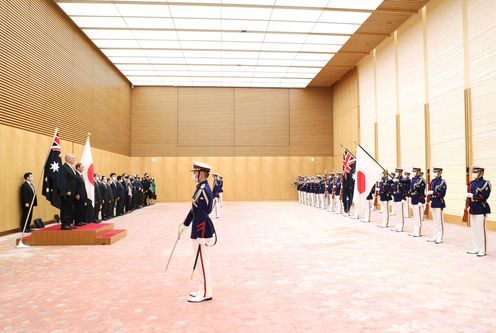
[468,0,496,221]
[358,55,376,155]
[0,124,130,234]
[376,37,398,169]
[397,14,426,171]
[427,0,466,217]
[131,87,178,157]
[131,87,332,157]
[127,155,332,202]
[178,88,234,147]
[332,69,359,170]
[235,88,290,148]
[0,0,131,155]
[289,88,333,156]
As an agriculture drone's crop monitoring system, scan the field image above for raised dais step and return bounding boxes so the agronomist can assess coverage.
[95,229,127,245]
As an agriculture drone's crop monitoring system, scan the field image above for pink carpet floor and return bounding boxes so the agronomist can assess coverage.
[1,202,496,333]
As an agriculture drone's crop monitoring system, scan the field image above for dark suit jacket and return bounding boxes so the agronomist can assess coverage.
[110,182,118,200]
[117,181,126,200]
[75,173,87,201]
[21,181,37,207]
[94,181,102,203]
[62,163,77,196]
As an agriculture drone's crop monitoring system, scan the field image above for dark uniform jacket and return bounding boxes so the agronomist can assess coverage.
[184,180,215,239]
[430,177,447,209]
[469,177,491,215]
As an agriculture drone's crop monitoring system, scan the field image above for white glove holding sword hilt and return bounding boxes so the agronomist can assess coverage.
[178,222,187,236]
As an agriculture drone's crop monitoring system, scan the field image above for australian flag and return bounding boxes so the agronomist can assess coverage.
[42,130,65,208]
[342,148,356,213]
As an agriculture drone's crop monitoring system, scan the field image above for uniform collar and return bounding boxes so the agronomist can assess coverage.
[196,180,208,188]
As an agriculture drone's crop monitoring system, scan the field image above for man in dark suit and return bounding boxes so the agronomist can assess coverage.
[60,154,77,230]
[74,162,88,226]
[109,173,118,217]
[106,177,115,219]
[93,174,103,223]
[20,172,37,232]
[116,175,126,216]
[142,173,150,206]
[101,177,110,220]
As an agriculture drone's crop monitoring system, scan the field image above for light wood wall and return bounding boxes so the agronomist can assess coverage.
[331,69,359,170]
[0,124,130,234]
[351,0,496,224]
[131,87,333,157]
[0,0,131,155]
[130,156,332,202]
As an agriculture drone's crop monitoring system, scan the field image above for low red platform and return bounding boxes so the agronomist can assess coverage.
[16,223,127,246]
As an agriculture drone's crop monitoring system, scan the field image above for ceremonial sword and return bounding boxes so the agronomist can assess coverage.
[165,225,185,272]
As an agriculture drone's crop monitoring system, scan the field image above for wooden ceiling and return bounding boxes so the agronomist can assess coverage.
[309,0,429,87]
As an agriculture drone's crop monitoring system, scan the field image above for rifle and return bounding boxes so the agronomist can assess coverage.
[425,169,431,216]
[462,166,470,223]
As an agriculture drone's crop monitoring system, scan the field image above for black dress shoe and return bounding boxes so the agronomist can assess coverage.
[61,225,73,230]
[24,229,32,233]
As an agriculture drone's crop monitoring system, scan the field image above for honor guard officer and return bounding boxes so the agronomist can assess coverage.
[179,161,216,303]
[409,167,426,237]
[392,168,407,232]
[426,167,447,244]
[466,166,491,257]
[378,170,393,228]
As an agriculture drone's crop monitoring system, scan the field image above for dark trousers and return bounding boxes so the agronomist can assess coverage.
[74,199,86,224]
[21,206,33,231]
[60,196,75,226]
[116,197,125,216]
[94,201,102,221]
[125,195,131,212]
[105,200,114,218]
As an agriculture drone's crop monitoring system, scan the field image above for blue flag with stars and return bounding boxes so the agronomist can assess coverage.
[42,130,66,209]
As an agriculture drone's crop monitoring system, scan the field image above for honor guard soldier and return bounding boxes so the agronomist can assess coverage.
[378,170,393,228]
[466,166,491,257]
[317,175,325,209]
[218,175,224,207]
[426,167,447,244]
[361,184,375,223]
[326,173,334,212]
[178,161,216,303]
[392,168,407,232]
[212,173,221,219]
[311,177,318,207]
[403,172,412,218]
[333,173,343,214]
[409,167,426,237]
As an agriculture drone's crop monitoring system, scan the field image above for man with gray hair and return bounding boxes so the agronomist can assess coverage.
[60,153,77,230]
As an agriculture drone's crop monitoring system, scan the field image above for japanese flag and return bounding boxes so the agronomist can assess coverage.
[352,145,383,206]
[81,137,95,207]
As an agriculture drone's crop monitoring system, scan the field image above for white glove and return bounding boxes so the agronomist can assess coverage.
[178,223,187,235]
[465,193,473,199]
[427,190,433,195]
[393,178,399,183]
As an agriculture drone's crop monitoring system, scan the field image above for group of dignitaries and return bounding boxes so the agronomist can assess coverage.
[59,154,157,230]
[20,153,157,232]
[295,166,492,257]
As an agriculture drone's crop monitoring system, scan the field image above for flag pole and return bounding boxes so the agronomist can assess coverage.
[352,141,395,179]
[17,128,59,248]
